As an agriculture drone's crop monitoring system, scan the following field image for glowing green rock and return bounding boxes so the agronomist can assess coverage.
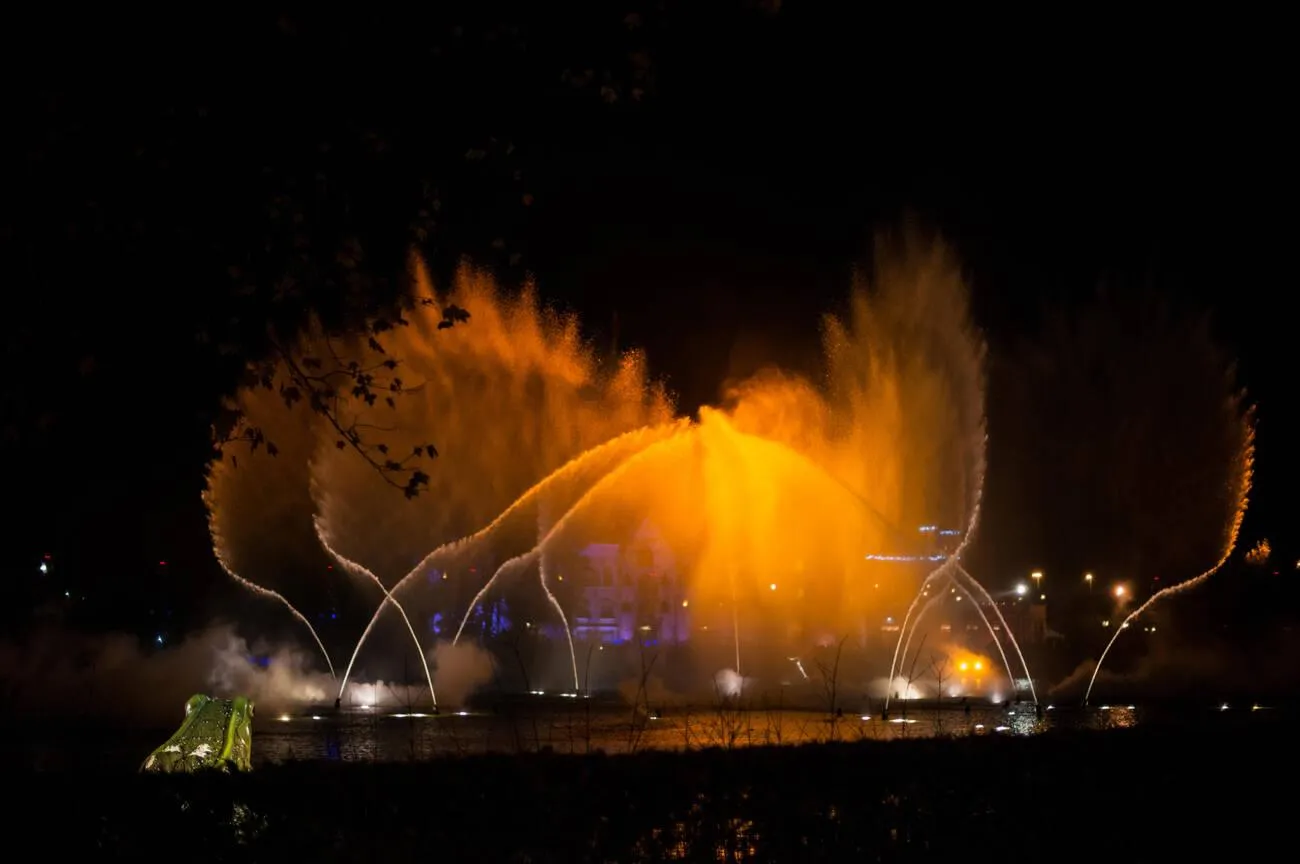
[141,694,255,773]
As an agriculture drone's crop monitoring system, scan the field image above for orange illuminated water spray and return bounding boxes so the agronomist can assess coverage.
[314,518,436,708]
[213,551,336,680]
[1084,415,1255,705]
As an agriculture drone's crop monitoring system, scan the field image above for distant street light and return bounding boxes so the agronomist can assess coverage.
[1085,572,1093,592]
[1031,571,1043,586]
[1015,583,1028,597]
[1114,584,1126,599]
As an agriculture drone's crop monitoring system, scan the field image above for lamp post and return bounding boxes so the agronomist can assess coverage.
[1084,572,1093,593]
[1031,571,1043,591]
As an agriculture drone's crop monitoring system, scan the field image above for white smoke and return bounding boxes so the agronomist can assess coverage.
[0,623,334,725]
[866,675,927,701]
[713,668,755,699]
[430,640,496,707]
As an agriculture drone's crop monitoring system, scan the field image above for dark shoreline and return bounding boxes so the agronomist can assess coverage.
[7,713,1293,859]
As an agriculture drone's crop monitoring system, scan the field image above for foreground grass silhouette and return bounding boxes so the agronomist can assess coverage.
[7,714,1290,861]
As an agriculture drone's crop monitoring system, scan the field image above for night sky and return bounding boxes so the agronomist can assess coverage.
[3,7,1292,629]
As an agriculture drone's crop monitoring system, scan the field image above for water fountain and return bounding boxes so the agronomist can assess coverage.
[313,519,436,709]
[208,236,995,705]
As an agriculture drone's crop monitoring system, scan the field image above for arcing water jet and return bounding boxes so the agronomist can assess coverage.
[1083,413,1255,705]
[350,421,688,669]
[314,518,436,708]
[213,555,336,680]
[953,563,1036,703]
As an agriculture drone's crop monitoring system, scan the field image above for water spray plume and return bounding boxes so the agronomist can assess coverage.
[1084,411,1255,705]
[313,518,436,708]
[308,259,674,579]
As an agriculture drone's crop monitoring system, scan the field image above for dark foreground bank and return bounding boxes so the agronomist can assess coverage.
[6,712,1293,861]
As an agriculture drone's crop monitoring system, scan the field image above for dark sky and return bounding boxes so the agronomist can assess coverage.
[3,7,1293,625]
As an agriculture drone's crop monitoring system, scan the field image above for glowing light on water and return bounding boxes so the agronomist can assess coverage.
[1085,414,1254,705]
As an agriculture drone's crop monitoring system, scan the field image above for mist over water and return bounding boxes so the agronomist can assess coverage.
[0,624,333,726]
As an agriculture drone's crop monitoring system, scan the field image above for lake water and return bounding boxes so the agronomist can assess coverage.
[19,698,1278,771]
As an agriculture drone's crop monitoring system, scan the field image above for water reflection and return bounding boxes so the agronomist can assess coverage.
[245,704,1131,765]
[19,701,1257,772]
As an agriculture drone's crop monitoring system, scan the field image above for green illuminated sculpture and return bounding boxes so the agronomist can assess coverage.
[141,694,255,773]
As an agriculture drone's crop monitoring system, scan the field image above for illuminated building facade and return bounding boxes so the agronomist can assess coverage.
[571,519,690,645]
